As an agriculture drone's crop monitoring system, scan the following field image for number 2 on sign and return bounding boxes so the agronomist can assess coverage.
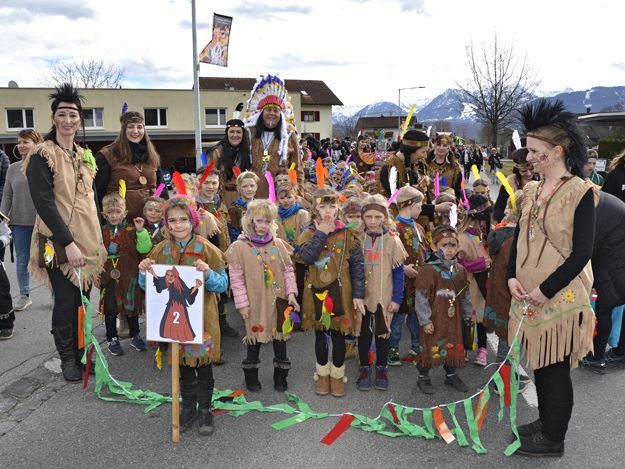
[173,312,180,324]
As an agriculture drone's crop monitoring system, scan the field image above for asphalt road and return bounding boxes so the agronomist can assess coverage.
[1,180,624,469]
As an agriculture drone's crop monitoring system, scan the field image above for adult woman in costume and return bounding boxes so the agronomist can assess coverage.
[25,84,107,382]
[507,99,595,457]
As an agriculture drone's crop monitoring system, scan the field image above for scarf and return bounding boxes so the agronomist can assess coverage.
[129,141,147,163]
[395,215,415,228]
[278,203,302,219]
[247,231,273,246]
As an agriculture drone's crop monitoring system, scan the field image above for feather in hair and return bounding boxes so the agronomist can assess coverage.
[289,165,298,184]
[172,171,186,195]
[200,151,208,166]
[154,183,166,198]
[434,171,440,197]
[265,171,276,202]
[387,189,401,206]
[315,158,327,188]
[198,161,215,186]
[118,179,126,199]
[496,171,516,210]
[471,164,480,181]
[512,130,522,150]
[232,165,242,178]
[389,166,398,195]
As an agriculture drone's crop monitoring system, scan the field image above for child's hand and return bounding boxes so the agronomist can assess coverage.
[315,218,335,235]
[195,259,211,273]
[287,293,300,312]
[239,307,250,320]
[404,263,418,279]
[424,323,434,334]
[485,257,492,269]
[387,301,400,314]
[134,217,145,231]
[138,258,154,274]
[353,298,366,316]
[198,207,207,217]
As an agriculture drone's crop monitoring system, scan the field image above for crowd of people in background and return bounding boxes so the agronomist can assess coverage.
[2,79,625,458]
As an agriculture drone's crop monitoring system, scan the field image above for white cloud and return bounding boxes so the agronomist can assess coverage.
[1,0,624,106]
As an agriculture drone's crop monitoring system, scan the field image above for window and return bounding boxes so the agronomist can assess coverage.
[83,108,104,128]
[301,110,320,122]
[144,108,167,127]
[205,108,227,126]
[6,109,34,130]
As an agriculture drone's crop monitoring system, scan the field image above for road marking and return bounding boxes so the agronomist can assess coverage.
[487,333,538,408]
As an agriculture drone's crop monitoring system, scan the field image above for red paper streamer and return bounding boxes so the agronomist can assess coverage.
[499,363,512,406]
[321,413,355,446]
[387,403,400,424]
[227,389,247,398]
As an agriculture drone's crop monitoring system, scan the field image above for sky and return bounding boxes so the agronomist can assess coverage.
[1,0,625,108]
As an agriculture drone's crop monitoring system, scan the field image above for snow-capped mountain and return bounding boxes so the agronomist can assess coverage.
[355,101,405,117]
[416,89,473,122]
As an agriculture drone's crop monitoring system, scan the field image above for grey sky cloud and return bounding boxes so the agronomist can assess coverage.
[229,4,312,19]
[2,0,95,19]
[612,62,625,71]
[270,53,356,69]
[397,0,427,13]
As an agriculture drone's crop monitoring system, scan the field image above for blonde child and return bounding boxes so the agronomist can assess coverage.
[297,188,365,397]
[227,200,299,392]
[356,194,407,391]
[228,171,259,242]
[99,193,152,355]
[138,195,228,436]
[143,196,165,244]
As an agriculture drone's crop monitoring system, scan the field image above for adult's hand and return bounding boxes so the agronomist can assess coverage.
[65,242,84,268]
[527,286,548,308]
[507,278,527,302]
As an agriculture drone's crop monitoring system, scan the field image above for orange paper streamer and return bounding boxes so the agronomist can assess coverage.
[315,158,327,188]
[475,391,489,432]
[77,305,86,349]
[433,407,456,444]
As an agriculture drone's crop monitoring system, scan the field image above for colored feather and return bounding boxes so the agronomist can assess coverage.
[289,166,298,184]
[200,151,208,166]
[315,158,327,188]
[471,164,480,181]
[460,173,470,209]
[434,171,440,197]
[389,166,398,195]
[345,154,352,164]
[172,171,186,195]
[232,165,242,178]
[118,179,126,199]
[199,161,215,186]
[387,188,401,206]
[121,102,128,114]
[441,176,447,188]
[289,162,296,171]
[265,171,276,202]
[154,183,166,198]
[512,130,522,150]
[339,168,350,190]
[496,171,516,210]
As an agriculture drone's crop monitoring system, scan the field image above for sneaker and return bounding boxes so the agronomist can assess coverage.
[108,337,124,356]
[516,431,564,457]
[517,418,543,437]
[580,356,606,374]
[388,348,401,366]
[606,349,625,366]
[445,374,469,392]
[356,366,372,391]
[130,334,147,352]
[14,296,32,311]
[408,345,420,357]
[518,374,531,392]
[417,376,434,395]
[474,347,488,366]
[374,366,389,390]
[0,328,14,340]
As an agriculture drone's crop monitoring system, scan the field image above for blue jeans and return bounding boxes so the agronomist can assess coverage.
[11,225,33,297]
[389,311,420,349]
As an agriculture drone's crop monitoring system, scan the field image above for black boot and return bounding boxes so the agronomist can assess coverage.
[179,366,197,433]
[197,365,215,436]
[51,326,82,382]
[219,313,238,338]
[242,359,261,392]
[273,358,291,392]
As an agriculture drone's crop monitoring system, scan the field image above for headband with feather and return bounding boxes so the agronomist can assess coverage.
[198,161,215,186]
[172,171,187,195]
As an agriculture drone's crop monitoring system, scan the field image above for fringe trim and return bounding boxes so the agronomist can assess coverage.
[242,331,288,345]
[417,356,466,369]
[28,257,104,291]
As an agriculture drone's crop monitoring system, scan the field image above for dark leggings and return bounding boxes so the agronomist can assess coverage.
[104,314,140,341]
[476,323,488,349]
[47,268,90,328]
[0,263,14,329]
[246,339,287,362]
[534,358,573,442]
[357,331,389,367]
[592,296,612,361]
[314,330,346,367]
[417,364,456,376]
[614,312,625,356]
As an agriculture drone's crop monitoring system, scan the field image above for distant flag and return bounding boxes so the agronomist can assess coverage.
[199,13,233,67]
[121,102,128,114]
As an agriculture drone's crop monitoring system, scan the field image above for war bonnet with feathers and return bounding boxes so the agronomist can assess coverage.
[519,98,587,178]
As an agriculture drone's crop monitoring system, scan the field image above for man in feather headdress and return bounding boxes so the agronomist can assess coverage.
[377,129,430,199]
[244,74,303,198]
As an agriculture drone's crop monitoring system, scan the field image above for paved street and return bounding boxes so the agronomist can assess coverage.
[1,182,623,468]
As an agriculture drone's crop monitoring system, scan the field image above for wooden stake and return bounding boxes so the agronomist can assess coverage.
[171,343,180,443]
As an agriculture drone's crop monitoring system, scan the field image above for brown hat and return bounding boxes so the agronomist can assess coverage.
[401,129,429,149]
[432,224,458,244]
[395,186,424,208]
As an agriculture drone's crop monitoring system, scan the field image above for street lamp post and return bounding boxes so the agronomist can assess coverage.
[398,85,426,139]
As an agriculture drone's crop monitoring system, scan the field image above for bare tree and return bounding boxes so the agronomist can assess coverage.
[42,59,125,88]
[458,34,539,148]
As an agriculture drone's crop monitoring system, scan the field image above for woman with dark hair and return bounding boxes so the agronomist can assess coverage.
[426,133,463,199]
[1,129,42,311]
[493,148,538,222]
[507,99,596,457]
[602,149,625,203]
[207,119,251,207]
[95,111,165,221]
[24,84,107,382]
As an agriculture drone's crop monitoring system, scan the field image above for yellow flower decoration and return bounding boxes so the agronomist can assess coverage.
[561,289,576,303]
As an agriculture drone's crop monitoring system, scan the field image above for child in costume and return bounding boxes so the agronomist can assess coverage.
[415,224,472,394]
[472,179,493,204]
[388,187,428,366]
[297,188,365,398]
[356,194,407,391]
[227,200,300,392]
[457,194,492,366]
[228,171,258,242]
[99,193,152,355]
[143,196,166,244]
[0,220,14,339]
[432,192,457,227]
[138,195,228,436]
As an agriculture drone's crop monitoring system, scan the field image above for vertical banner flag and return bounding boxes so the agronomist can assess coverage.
[199,13,233,67]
